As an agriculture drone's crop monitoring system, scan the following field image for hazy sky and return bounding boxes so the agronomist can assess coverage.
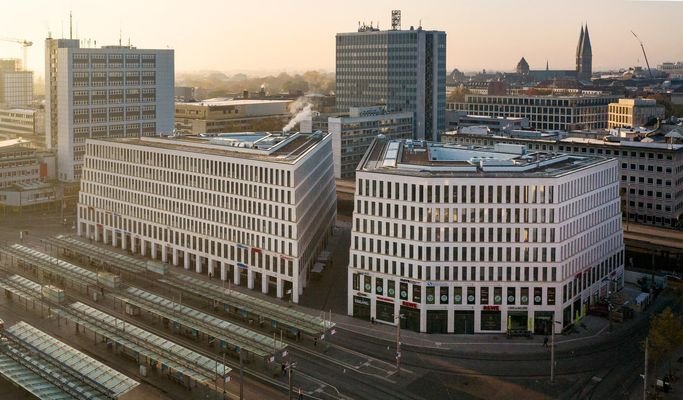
[2,0,683,77]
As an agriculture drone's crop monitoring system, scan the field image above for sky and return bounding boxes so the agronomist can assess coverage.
[2,0,683,78]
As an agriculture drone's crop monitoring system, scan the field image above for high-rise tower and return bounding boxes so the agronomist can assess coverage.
[336,13,446,141]
[45,39,174,182]
[576,24,592,81]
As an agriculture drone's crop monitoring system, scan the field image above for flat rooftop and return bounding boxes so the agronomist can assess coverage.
[359,138,612,178]
[92,131,328,164]
[449,130,683,151]
[177,99,291,107]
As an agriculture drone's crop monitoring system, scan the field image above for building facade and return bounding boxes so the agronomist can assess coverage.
[0,108,45,147]
[45,39,174,182]
[336,24,446,141]
[445,113,529,133]
[443,131,683,228]
[302,106,414,179]
[659,62,683,79]
[348,138,624,334]
[174,99,291,135]
[608,98,665,129]
[454,93,618,131]
[78,132,336,302]
[0,59,33,108]
[0,139,59,211]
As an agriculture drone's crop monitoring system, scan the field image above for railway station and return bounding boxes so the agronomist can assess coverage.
[160,274,335,338]
[111,286,286,362]
[56,302,231,390]
[0,321,140,399]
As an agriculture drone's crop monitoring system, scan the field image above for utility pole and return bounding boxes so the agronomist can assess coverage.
[222,353,226,400]
[550,316,561,383]
[395,313,404,375]
[643,336,648,400]
[396,317,401,375]
[551,321,555,383]
[239,348,244,400]
[285,361,297,400]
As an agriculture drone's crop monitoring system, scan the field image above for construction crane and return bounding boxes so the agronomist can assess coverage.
[0,37,33,71]
[630,30,653,79]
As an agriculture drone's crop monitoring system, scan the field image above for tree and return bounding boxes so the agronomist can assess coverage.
[447,87,470,102]
[647,307,683,379]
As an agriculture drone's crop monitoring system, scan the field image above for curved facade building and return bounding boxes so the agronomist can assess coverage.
[348,138,624,333]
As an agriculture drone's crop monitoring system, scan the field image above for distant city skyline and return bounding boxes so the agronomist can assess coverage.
[2,0,683,78]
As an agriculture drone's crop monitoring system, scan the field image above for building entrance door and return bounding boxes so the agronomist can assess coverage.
[352,296,370,320]
[427,310,448,333]
[453,310,474,334]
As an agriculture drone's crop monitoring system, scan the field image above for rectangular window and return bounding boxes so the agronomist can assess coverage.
[494,287,502,304]
[467,287,476,304]
[507,287,515,304]
[454,287,462,304]
[480,287,489,305]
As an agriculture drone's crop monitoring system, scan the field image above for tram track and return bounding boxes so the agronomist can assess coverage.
[0,257,390,400]
[35,242,427,399]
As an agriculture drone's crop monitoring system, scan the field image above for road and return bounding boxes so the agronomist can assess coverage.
[0,210,667,400]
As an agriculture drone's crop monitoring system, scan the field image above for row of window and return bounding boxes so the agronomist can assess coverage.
[357,179,557,205]
[80,197,296,258]
[353,276,558,306]
[86,143,293,187]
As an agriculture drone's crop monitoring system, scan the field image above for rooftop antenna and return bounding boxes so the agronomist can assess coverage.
[69,11,73,40]
[119,28,122,46]
[391,10,401,30]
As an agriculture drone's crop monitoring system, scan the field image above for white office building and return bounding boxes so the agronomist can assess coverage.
[450,93,619,131]
[348,138,624,334]
[78,132,336,303]
[45,39,174,182]
[301,106,414,179]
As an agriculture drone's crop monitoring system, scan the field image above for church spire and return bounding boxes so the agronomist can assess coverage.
[582,24,592,56]
[576,24,593,81]
[576,25,584,58]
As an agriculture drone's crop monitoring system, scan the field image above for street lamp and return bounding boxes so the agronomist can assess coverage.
[550,318,562,383]
[395,313,405,375]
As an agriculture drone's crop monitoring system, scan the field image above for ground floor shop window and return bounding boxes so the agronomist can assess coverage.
[480,311,501,331]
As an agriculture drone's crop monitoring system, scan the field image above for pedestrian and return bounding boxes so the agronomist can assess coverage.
[298,387,304,400]
[543,336,549,348]
[371,317,375,325]
[313,337,317,348]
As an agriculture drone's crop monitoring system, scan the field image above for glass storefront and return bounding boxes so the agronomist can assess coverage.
[376,300,394,323]
[480,310,501,331]
[454,310,474,334]
[353,296,370,320]
[400,306,421,332]
[426,310,448,333]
